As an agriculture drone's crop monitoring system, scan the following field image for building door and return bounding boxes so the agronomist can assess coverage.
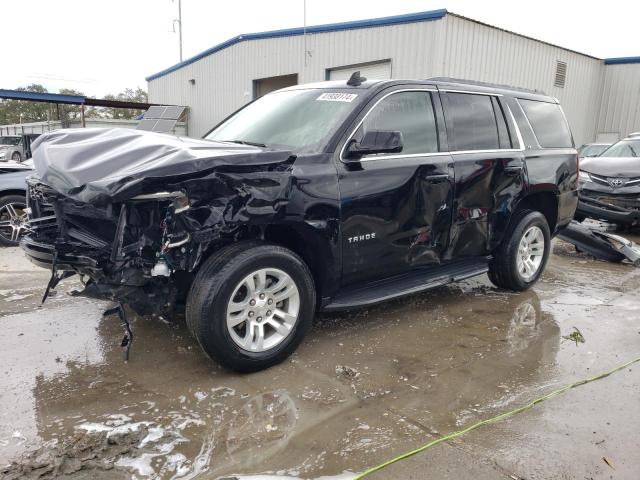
[336,87,454,286]
[328,60,392,81]
[253,74,298,99]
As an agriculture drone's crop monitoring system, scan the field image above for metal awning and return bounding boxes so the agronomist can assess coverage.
[0,88,175,109]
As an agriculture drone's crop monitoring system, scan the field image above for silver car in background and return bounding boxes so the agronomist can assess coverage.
[0,134,40,162]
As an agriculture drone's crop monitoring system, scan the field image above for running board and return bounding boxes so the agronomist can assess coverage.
[322,258,490,312]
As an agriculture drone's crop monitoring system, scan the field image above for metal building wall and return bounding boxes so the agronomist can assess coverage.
[148,13,607,144]
[596,63,640,141]
[435,15,604,146]
[148,19,448,138]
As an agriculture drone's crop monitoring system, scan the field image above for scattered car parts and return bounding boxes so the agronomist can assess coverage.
[557,221,640,265]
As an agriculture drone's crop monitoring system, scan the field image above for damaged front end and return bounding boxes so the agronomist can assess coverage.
[24,184,193,312]
[21,128,295,315]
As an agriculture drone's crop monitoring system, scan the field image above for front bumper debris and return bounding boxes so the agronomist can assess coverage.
[21,235,99,270]
[557,221,640,265]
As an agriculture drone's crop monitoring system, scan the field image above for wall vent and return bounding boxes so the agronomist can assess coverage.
[554,61,567,88]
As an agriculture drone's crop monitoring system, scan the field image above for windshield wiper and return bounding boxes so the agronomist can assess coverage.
[223,139,267,148]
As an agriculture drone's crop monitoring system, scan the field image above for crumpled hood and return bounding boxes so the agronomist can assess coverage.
[581,156,640,177]
[31,128,294,204]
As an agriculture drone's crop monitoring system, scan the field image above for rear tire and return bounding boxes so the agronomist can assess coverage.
[186,241,315,373]
[488,210,550,291]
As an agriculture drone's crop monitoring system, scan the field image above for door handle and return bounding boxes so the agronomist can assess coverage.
[504,165,523,175]
[424,174,450,182]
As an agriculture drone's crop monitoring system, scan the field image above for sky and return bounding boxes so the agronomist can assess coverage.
[1,0,638,98]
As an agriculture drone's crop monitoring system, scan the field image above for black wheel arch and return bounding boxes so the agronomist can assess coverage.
[263,222,338,306]
[0,189,27,199]
[515,191,558,234]
[189,223,338,308]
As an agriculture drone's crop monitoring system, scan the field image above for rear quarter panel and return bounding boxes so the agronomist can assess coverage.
[524,148,578,231]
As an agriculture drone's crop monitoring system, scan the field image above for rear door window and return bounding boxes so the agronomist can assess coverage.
[442,93,502,151]
[357,91,439,157]
[518,99,573,148]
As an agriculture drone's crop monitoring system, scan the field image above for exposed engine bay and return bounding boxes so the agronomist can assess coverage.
[22,128,295,314]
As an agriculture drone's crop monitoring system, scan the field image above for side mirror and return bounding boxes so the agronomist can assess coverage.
[347,130,403,158]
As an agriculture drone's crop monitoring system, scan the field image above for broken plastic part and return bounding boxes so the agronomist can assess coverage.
[557,221,640,265]
[103,303,133,361]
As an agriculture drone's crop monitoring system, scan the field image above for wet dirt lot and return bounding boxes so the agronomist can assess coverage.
[1,227,639,479]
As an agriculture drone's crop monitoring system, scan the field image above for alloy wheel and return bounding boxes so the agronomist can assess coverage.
[0,202,28,244]
[516,225,545,281]
[226,268,300,352]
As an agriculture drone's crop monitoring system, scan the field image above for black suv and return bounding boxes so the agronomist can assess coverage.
[22,77,578,372]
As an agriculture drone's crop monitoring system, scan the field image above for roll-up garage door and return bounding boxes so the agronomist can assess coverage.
[328,60,392,81]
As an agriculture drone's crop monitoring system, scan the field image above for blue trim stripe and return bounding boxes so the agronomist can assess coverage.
[604,56,640,65]
[146,9,448,81]
[0,89,85,104]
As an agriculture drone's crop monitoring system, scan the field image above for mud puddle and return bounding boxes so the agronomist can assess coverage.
[1,240,639,479]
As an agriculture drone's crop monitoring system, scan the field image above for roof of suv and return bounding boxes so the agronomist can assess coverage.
[280,78,557,103]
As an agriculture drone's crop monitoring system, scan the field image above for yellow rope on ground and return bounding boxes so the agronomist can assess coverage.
[353,355,640,479]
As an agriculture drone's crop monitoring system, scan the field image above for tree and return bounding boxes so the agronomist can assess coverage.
[0,84,52,124]
[0,85,149,126]
[57,88,89,126]
[99,88,148,120]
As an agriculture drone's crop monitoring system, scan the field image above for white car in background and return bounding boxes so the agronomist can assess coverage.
[0,134,40,162]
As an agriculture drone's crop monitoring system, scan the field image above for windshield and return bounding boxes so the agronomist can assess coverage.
[0,137,20,146]
[205,89,362,152]
[579,144,610,157]
[599,139,640,158]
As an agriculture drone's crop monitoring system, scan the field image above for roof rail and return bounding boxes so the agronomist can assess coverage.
[428,77,546,95]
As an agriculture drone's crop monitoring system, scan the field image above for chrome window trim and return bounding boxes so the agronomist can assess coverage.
[451,148,523,155]
[339,88,438,163]
[340,89,527,163]
[504,102,525,151]
[349,152,452,162]
[440,89,504,97]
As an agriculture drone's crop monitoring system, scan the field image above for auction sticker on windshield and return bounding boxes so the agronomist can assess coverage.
[316,93,358,102]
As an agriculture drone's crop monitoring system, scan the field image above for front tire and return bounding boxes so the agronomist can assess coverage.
[186,242,315,373]
[0,195,28,247]
[488,210,550,291]
[11,152,21,162]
